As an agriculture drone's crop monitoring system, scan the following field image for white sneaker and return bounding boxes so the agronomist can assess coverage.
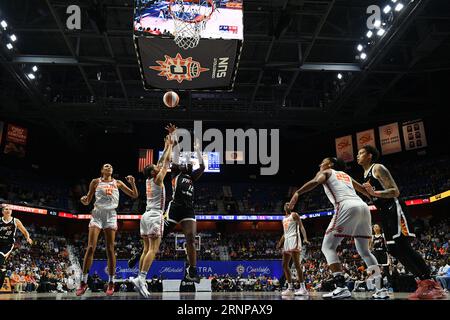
[372,288,390,299]
[281,288,294,296]
[322,287,352,299]
[294,288,309,296]
[131,277,150,298]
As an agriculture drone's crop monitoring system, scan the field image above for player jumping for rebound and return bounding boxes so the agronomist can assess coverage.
[164,124,204,283]
[131,134,173,298]
[357,145,446,299]
[0,204,33,289]
[277,202,309,296]
[76,164,138,296]
[289,157,389,299]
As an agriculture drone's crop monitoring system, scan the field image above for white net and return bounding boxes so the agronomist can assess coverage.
[169,0,214,50]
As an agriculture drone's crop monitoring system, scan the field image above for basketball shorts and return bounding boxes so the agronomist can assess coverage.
[0,242,14,260]
[379,199,415,244]
[373,250,389,266]
[140,209,164,238]
[283,235,302,254]
[166,202,195,224]
[89,208,118,230]
[325,199,372,239]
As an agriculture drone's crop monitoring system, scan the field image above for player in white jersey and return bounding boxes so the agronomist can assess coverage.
[289,157,388,299]
[76,164,138,297]
[277,203,309,296]
[131,135,173,298]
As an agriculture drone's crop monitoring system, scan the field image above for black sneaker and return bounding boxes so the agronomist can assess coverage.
[128,251,140,268]
[185,266,200,284]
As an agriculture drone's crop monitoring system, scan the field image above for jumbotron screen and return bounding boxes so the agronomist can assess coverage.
[158,150,220,173]
[134,0,243,40]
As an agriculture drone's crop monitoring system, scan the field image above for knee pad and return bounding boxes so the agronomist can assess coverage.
[321,243,339,265]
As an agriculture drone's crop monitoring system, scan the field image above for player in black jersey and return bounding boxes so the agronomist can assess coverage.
[0,204,33,289]
[370,224,390,287]
[357,145,446,299]
[162,124,204,283]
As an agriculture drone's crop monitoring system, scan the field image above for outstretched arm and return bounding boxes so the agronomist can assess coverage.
[80,179,99,205]
[155,135,173,185]
[15,219,32,245]
[117,176,139,199]
[289,170,330,210]
[191,139,205,182]
[363,164,400,198]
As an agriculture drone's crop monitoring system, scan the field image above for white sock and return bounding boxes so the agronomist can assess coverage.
[288,282,293,289]
[300,282,306,290]
[139,271,147,281]
[108,275,115,283]
[82,274,88,283]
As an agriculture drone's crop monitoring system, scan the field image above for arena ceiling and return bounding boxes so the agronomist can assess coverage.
[0,0,449,146]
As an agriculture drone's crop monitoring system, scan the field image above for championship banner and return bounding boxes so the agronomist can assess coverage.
[3,124,27,158]
[402,120,427,151]
[379,123,402,155]
[356,129,376,150]
[135,37,241,91]
[90,260,283,281]
[335,135,354,162]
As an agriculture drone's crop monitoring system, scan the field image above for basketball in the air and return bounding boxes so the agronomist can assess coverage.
[163,91,179,108]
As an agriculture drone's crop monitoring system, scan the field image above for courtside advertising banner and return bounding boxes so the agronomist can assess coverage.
[356,129,376,150]
[135,37,240,90]
[335,135,354,162]
[379,122,402,155]
[402,120,427,151]
[90,260,283,281]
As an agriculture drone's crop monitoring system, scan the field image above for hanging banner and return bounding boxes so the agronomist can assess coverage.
[356,129,376,150]
[3,124,28,158]
[402,120,427,151]
[379,123,402,155]
[335,135,354,162]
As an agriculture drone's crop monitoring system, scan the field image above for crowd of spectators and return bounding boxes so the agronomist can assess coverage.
[3,225,77,293]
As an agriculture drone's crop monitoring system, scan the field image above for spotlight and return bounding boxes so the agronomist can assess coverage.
[360,52,367,60]
[0,20,7,29]
[6,43,13,50]
[28,73,36,80]
[357,44,363,52]
[32,66,38,72]
[366,30,373,38]
[395,3,404,11]
[10,34,17,42]
[377,28,386,36]
[337,73,343,80]
[374,20,381,28]
[383,5,392,13]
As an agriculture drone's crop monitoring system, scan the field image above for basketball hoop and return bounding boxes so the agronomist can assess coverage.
[168,0,215,50]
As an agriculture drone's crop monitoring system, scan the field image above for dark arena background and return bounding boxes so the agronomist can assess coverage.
[0,0,449,317]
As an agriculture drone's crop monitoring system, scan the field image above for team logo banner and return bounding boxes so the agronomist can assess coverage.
[402,120,427,151]
[135,37,240,90]
[335,135,354,162]
[379,122,402,155]
[356,129,376,150]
